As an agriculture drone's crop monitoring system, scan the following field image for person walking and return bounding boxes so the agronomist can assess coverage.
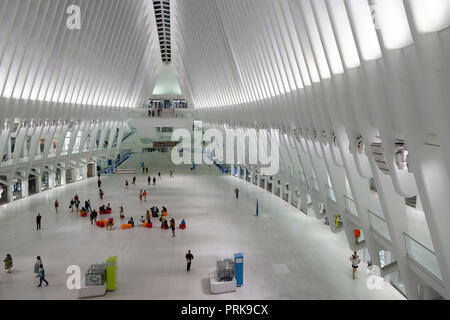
[146,210,151,224]
[350,251,361,280]
[54,199,59,213]
[132,176,136,186]
[125,180,129,189]
[92,210,98,224]
[153,177,156,185]
[235,188,239,199]
[90,210,95,225]
[148,176,151,186]
[69,199,75,212]
[37,264,49,287]
[158,172,161,180]
[4,254,13,273]
[99,189,104,200]
[139,190,143,202]
[34,256,42,277]
[36,213,42,230]
[170,170,173,178]
[85,200,91,212]
[120,207,125,220]
[143,190,147,202]
[185,250,194,272]
[98,179,101,188]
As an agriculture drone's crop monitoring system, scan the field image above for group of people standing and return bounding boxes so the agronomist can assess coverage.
[69,194,92,212]
[70,194,93,214]
[139,190,148,202]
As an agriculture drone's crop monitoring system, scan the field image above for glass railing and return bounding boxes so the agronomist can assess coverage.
[390,271,407,297]
[344,195,358,218]
[403,233,443,282]
[326,185,336,202]
[128,108,183,119]
[368,209,391,241]
[311,177,319,192]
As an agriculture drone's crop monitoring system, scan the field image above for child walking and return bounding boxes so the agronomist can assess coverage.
[37,264,49,287]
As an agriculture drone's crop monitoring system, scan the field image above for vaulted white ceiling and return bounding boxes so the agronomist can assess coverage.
[0,0,161,109]
[171,0,450,110]
[0,0,449,111]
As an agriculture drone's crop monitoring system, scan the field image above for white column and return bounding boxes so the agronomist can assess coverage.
[6,184,12,202]
[36,175,42,192]
[21,180,28,197]
[81,166,88,179]
[60,169,66,185]
[92,162,98,177]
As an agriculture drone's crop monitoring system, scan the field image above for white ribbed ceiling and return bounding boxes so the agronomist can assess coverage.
[0,0,161,109]
[0,0,449,110]
[171,0,450,109]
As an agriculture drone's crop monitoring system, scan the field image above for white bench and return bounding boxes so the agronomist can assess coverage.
[209,269,236,294]
[78,283,107,299]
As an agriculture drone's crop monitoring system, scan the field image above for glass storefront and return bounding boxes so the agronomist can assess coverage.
[55,169,61,186]
[28,175,37,195]
[41,171,49,191]
[12,180,21,200]
[0,177,8,204]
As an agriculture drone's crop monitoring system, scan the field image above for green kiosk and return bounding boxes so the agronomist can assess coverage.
[106,256,118,291]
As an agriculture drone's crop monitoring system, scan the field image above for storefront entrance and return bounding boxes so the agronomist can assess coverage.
[28,175,37,195]
[87,163,94,178]
[0,176,8,205]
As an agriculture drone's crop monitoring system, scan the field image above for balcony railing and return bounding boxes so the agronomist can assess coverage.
[403,233,443,282]
[326,185,336,202]
[368,209,391,241]
[128,108,194,119]
[311,176,319,192]
[344,195,358,218]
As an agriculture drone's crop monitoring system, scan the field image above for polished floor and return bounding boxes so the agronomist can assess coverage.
[0,165,404,300]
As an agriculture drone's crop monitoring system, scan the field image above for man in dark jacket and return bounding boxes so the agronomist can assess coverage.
[185,250,194,272]
[36,213,42,230]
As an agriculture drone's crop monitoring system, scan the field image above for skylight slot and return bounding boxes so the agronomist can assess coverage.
[153,0,172,64]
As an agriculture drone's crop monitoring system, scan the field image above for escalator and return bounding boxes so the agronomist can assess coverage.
[101,125,137,174]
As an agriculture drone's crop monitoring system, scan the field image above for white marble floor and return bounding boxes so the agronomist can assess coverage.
[0,165,404,300]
